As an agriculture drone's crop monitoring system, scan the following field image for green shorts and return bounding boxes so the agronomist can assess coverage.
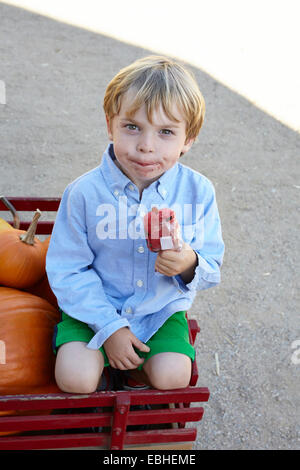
[53,310,195,370]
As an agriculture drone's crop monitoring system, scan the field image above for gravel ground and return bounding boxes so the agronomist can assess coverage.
[0,3,299,450]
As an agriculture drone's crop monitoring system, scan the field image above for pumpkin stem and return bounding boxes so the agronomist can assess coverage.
[0,196,20,229]
[20,209,42,245]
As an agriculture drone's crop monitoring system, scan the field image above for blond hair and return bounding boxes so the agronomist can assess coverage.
[103,55,205,142]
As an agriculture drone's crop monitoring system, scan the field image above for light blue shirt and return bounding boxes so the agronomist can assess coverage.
[46,144,224,349]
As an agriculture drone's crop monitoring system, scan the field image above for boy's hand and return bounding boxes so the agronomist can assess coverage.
[103,327,150,370]
[155,242,198,283]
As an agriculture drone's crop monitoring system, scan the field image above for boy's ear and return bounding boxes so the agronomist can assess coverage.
[180,138,195,156]
[106,115,113,140]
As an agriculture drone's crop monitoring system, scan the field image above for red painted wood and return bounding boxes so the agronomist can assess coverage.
[0,432,111,450]
[128,406,204,426]
[125,428,197,446]
[0,197,59,233]
[0,406,204,434]
[0,392,116,412]
[0,197,60,212]
[187,316,199,386]
[0,428,197,450]
[18,221,55,234]
[0,411,112,433]
[0,388,210,412]
[190,363,198,386]
[110,393,130,450]
[189,319,200,344]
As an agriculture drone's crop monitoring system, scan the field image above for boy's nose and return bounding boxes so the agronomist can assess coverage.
[137,135,154,153]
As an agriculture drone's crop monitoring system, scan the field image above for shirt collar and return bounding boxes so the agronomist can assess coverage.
[100,143,179,200]
[156,162,179,200]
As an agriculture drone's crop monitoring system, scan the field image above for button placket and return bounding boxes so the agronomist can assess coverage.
[132,237,148,304]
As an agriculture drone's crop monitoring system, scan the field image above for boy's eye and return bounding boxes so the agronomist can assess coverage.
[125,124,139,131]
[160,129,173,135]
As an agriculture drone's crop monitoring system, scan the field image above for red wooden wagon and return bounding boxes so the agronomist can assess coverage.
[0,197,209,450]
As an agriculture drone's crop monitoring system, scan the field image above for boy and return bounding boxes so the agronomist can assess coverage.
[46,55,224,393]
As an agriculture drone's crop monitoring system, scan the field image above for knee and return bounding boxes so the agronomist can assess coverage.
[54,342,104,394]
[145,356,191,390]
[55,367,99,394]
[149,372,190,390]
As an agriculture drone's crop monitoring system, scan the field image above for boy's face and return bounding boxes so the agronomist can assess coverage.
[106,90,194,192]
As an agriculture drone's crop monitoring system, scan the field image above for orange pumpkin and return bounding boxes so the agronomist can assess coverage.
[25,274,58,309]
[23,235,58,308]
[0,218,14,233]
[0,210,45,289]
[42,235,51,252]
[0,287,60,395]
[0,287,60,436]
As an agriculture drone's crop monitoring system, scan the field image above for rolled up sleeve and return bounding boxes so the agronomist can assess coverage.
[46,184,129,348]
[173,181,224,292]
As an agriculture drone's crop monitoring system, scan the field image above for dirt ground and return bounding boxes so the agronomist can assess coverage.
[0,3,299,450]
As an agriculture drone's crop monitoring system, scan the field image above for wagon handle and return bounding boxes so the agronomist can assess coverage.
[0,196,20,229]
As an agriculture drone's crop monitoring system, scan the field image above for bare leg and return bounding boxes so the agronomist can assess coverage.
[55,341,105,394]
[142,352,192,390]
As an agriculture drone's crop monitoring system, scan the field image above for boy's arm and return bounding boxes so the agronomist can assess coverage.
[155,182,224,290]
[46,185,129,349]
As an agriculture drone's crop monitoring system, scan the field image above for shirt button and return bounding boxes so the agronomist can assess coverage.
[161,189,167,197]
[125,307,132,314]
[136,279,144,287]
[137,246,145,253]
[113,190,119,197]
[128,184,134,191]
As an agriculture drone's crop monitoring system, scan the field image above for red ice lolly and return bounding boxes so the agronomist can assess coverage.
[143,207,182,252]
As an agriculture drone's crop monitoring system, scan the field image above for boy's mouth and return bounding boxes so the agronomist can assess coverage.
[133,160,159,167]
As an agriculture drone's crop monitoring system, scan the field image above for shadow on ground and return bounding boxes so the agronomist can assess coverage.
[0,2,299,450]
